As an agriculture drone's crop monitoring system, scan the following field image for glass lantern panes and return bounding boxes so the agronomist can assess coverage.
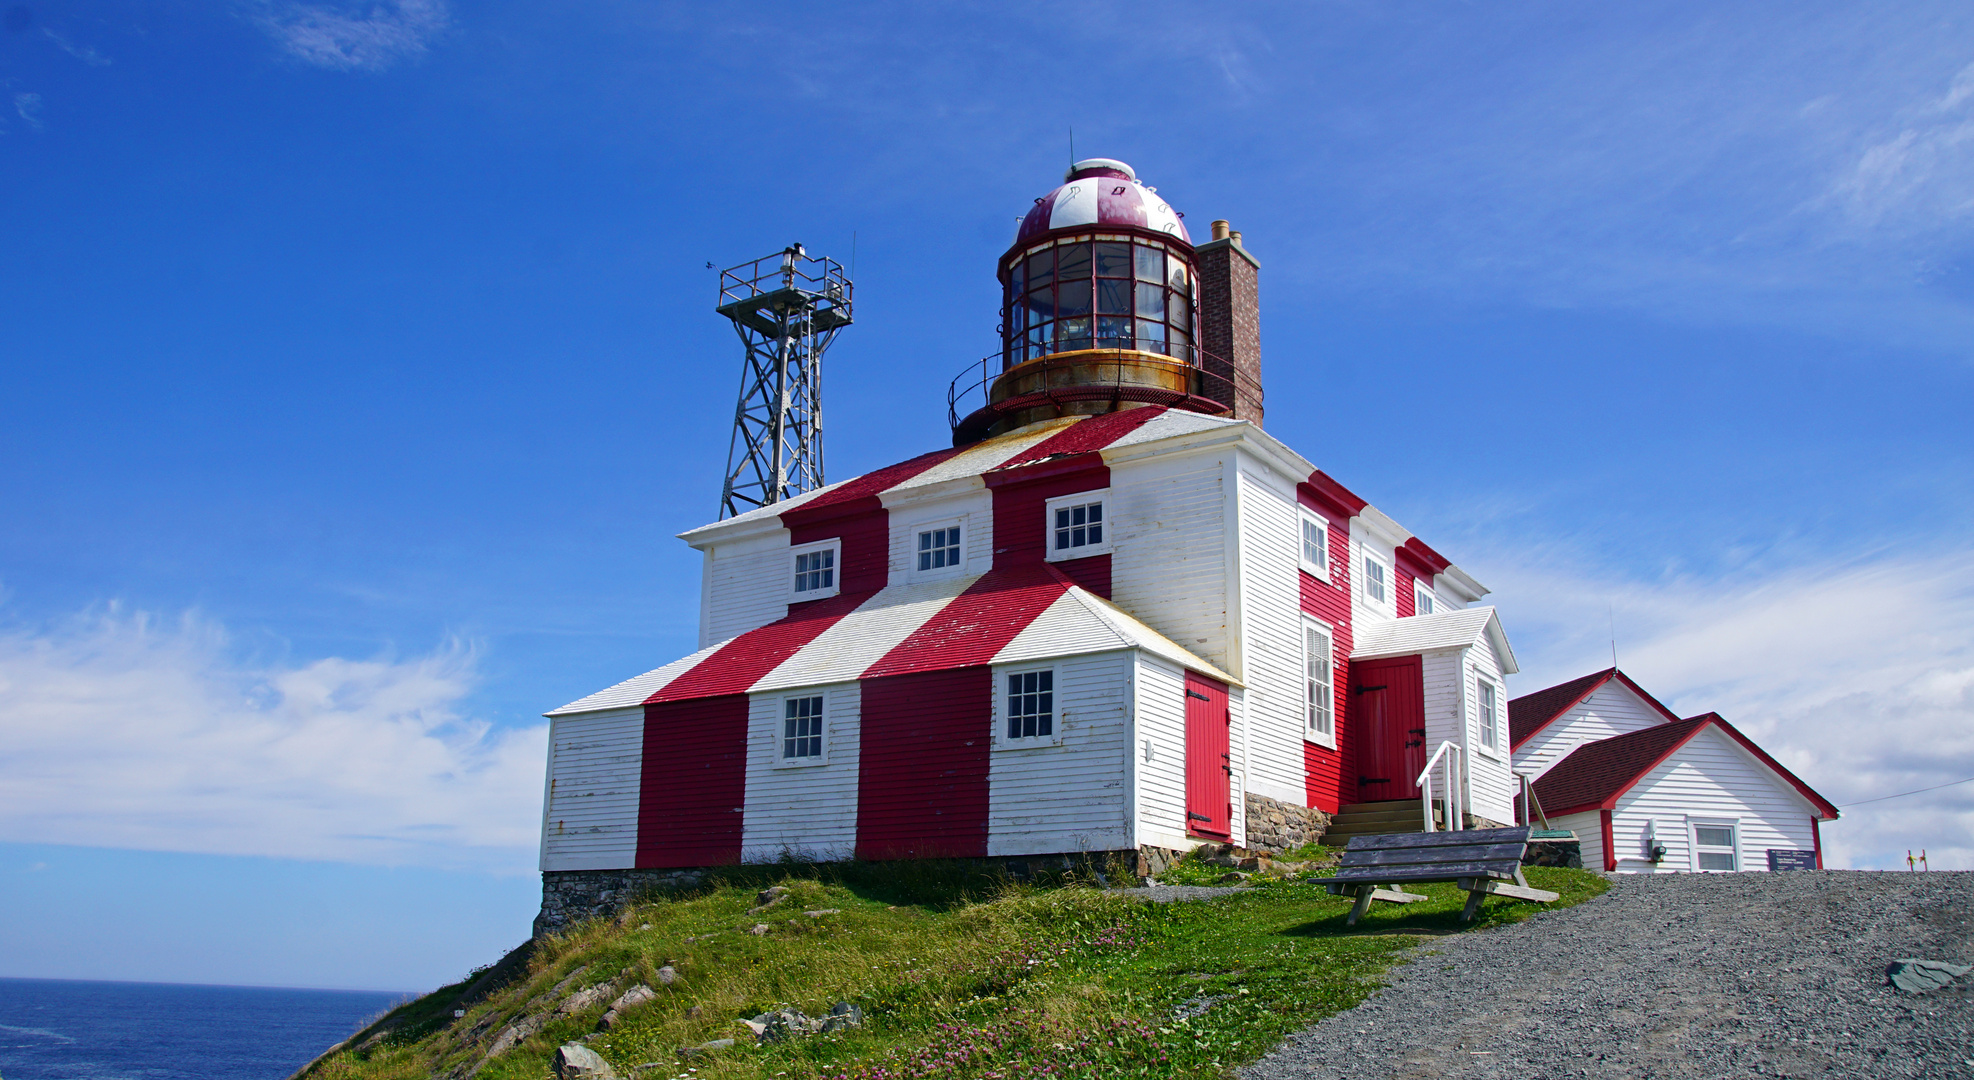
[1004,237,1199,366]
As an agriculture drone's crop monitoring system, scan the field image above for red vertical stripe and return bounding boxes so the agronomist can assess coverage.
[855,667,991,860]
[985,456,1112,570]
[636,695,748,868]
[1053,553,1111,599]
[1300,515,1353,813]
[1601,809,1617,872]
[1812,817,1823,870]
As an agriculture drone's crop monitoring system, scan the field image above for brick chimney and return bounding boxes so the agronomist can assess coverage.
[1194,219,1263,426]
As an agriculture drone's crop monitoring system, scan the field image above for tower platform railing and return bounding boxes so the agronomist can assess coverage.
[947,343,1263,444]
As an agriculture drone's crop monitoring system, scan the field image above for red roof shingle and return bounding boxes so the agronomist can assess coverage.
[1531,713,1840,819]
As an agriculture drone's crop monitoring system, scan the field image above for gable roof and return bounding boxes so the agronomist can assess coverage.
[1531,713,1839,819]
[547,561,1236,717]
[1350,607,1518,674]
[1508,668,1682,750]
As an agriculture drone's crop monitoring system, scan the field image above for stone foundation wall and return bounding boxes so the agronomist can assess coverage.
[1244,792,1332,852]
[1524,838,1583,869]
[536,868,707,938]
[1463,813,1514,830]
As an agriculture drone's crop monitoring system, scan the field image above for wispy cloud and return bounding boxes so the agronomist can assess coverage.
[13,92,43,131]
[1826,61,1974,238]
[43,27,111,67]
[251,0,449,71]
[1484,549,1974,871]
[0,605,543,872]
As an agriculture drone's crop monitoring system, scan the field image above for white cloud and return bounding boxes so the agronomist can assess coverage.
[1827,62,1974,237]
[0,605,544,872]
[251,0,449,71]
[1486,549,1974,871]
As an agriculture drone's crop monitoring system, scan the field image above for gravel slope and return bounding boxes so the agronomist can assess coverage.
[1243,872,1973,1080]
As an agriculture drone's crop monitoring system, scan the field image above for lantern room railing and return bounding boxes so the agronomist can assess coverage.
[947,343,1263,443]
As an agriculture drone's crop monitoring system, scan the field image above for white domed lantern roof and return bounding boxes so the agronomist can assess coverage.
[1015,158,1191,247]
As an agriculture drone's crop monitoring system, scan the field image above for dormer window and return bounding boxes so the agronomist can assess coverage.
[1414,584,1434,616]
[1299,512,1329,577]
[1044,490,1112,561]
[789,538,841,601]
[917,526,961,571]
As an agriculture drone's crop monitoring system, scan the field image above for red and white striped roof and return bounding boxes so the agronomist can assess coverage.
[1014,158,1191,248]
[549,562,1235,716]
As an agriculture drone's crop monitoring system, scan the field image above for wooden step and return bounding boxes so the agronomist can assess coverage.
[1331,808,1430,827]
[1339,800,1424,814]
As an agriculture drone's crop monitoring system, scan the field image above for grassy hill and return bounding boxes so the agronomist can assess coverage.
[300,855,1605,1080]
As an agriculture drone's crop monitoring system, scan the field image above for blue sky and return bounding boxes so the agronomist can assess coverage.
[3,1,1972,991]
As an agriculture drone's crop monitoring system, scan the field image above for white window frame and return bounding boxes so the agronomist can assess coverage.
[908,518,966,580]
[995,664,1063,749]
[773,690,830,768]
[1413,582,1435,617]
[1473,674,1502,757]
[1043,489,1112,561]
[1361,551,1392,612]
[1297,510,1330,579]
[788,538,842,602]
[1689,817,1741,872]
[1302,616,1336,748]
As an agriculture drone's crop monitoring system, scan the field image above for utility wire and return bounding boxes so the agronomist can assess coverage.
[1840,775,1974,808]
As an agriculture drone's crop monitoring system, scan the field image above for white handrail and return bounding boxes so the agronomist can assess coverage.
[1417,741,1465,832]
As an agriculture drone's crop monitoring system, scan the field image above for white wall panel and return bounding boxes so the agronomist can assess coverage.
[741,682,861,863]
[1609,726,1820,873]
[1460,646,1517,825]
[1132,653,1191,852]
[1233,461,1307,805]
[1108,450,1231,672]
[1549,810,1605,873]
[1513,682,1671,779]
[703,529,794,647]
[886,487,995,586]
[987,652,1132,855]
[541,707,645,871]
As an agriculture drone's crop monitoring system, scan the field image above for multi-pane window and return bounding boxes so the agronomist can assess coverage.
[1414,585,1434,616]
[1476,679,1499,750]
[1305,623,1334,740]
[1364,556,1388,605]
[1054,501,1104,552]
[917,527,961,571]
[782,695,824,760]
[1004,237,1196,365]
[1299,515,1328,575]
[1694,824,1738,871]
[794,548,835,594]
[1006,670,1054,740]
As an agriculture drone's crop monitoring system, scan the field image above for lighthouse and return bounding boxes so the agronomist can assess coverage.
[533,158,1519,936]
[950,159,1264,444]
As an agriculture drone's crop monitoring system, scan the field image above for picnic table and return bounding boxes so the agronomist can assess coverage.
[1324,825,1561,925]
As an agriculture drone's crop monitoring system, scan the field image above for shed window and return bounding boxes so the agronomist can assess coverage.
[794,549,834,594]
[1476,678,1499,751]
[1006,670,1054,740]
[917,527,961,571]
[1054,501,1104,552]
[782,695,824,760]
[1694,824,1738,871]
[1299,514,1329,576]
[1305,622,1334,741]
[1363,555,1389,605]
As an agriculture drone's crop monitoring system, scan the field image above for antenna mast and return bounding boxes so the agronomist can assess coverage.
[714,243,853,518]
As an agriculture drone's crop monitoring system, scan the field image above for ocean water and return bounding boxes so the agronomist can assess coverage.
[0,978,405,1080]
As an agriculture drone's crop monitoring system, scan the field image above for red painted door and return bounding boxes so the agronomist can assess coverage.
[1185,672,1231,839]
[1349,656,1425,802]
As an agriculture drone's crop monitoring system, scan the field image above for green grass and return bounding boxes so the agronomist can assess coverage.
[306,863,1606,1080]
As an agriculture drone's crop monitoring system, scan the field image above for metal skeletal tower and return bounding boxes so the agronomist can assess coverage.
[715,243,853,518]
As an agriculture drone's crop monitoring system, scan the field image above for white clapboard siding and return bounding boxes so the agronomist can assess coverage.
[703,530,794,647]
[1228,683,1249,847]
[1234,460,1308,805]
[1609,725,1821,873]
[987,651,1132,855]
[1461,644,1517,825]
[1108,449,1232,673]
[886,487,996,586]
[1132,652,1192,852]
[1419,647,1469,803]
[1514,682,1672,778]
[1548,810,1605,873]
[1348,521,1400,628]
[541,706,645,871]
[741,682,861,863]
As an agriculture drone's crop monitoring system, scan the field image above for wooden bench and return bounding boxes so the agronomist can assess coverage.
[1325,826,1560,925]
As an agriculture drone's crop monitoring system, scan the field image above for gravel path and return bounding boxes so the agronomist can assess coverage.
[1243,872,1973,1080]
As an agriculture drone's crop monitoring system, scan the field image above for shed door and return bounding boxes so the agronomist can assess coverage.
[1350,656,1425,802]
[1184,672,1231,839]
